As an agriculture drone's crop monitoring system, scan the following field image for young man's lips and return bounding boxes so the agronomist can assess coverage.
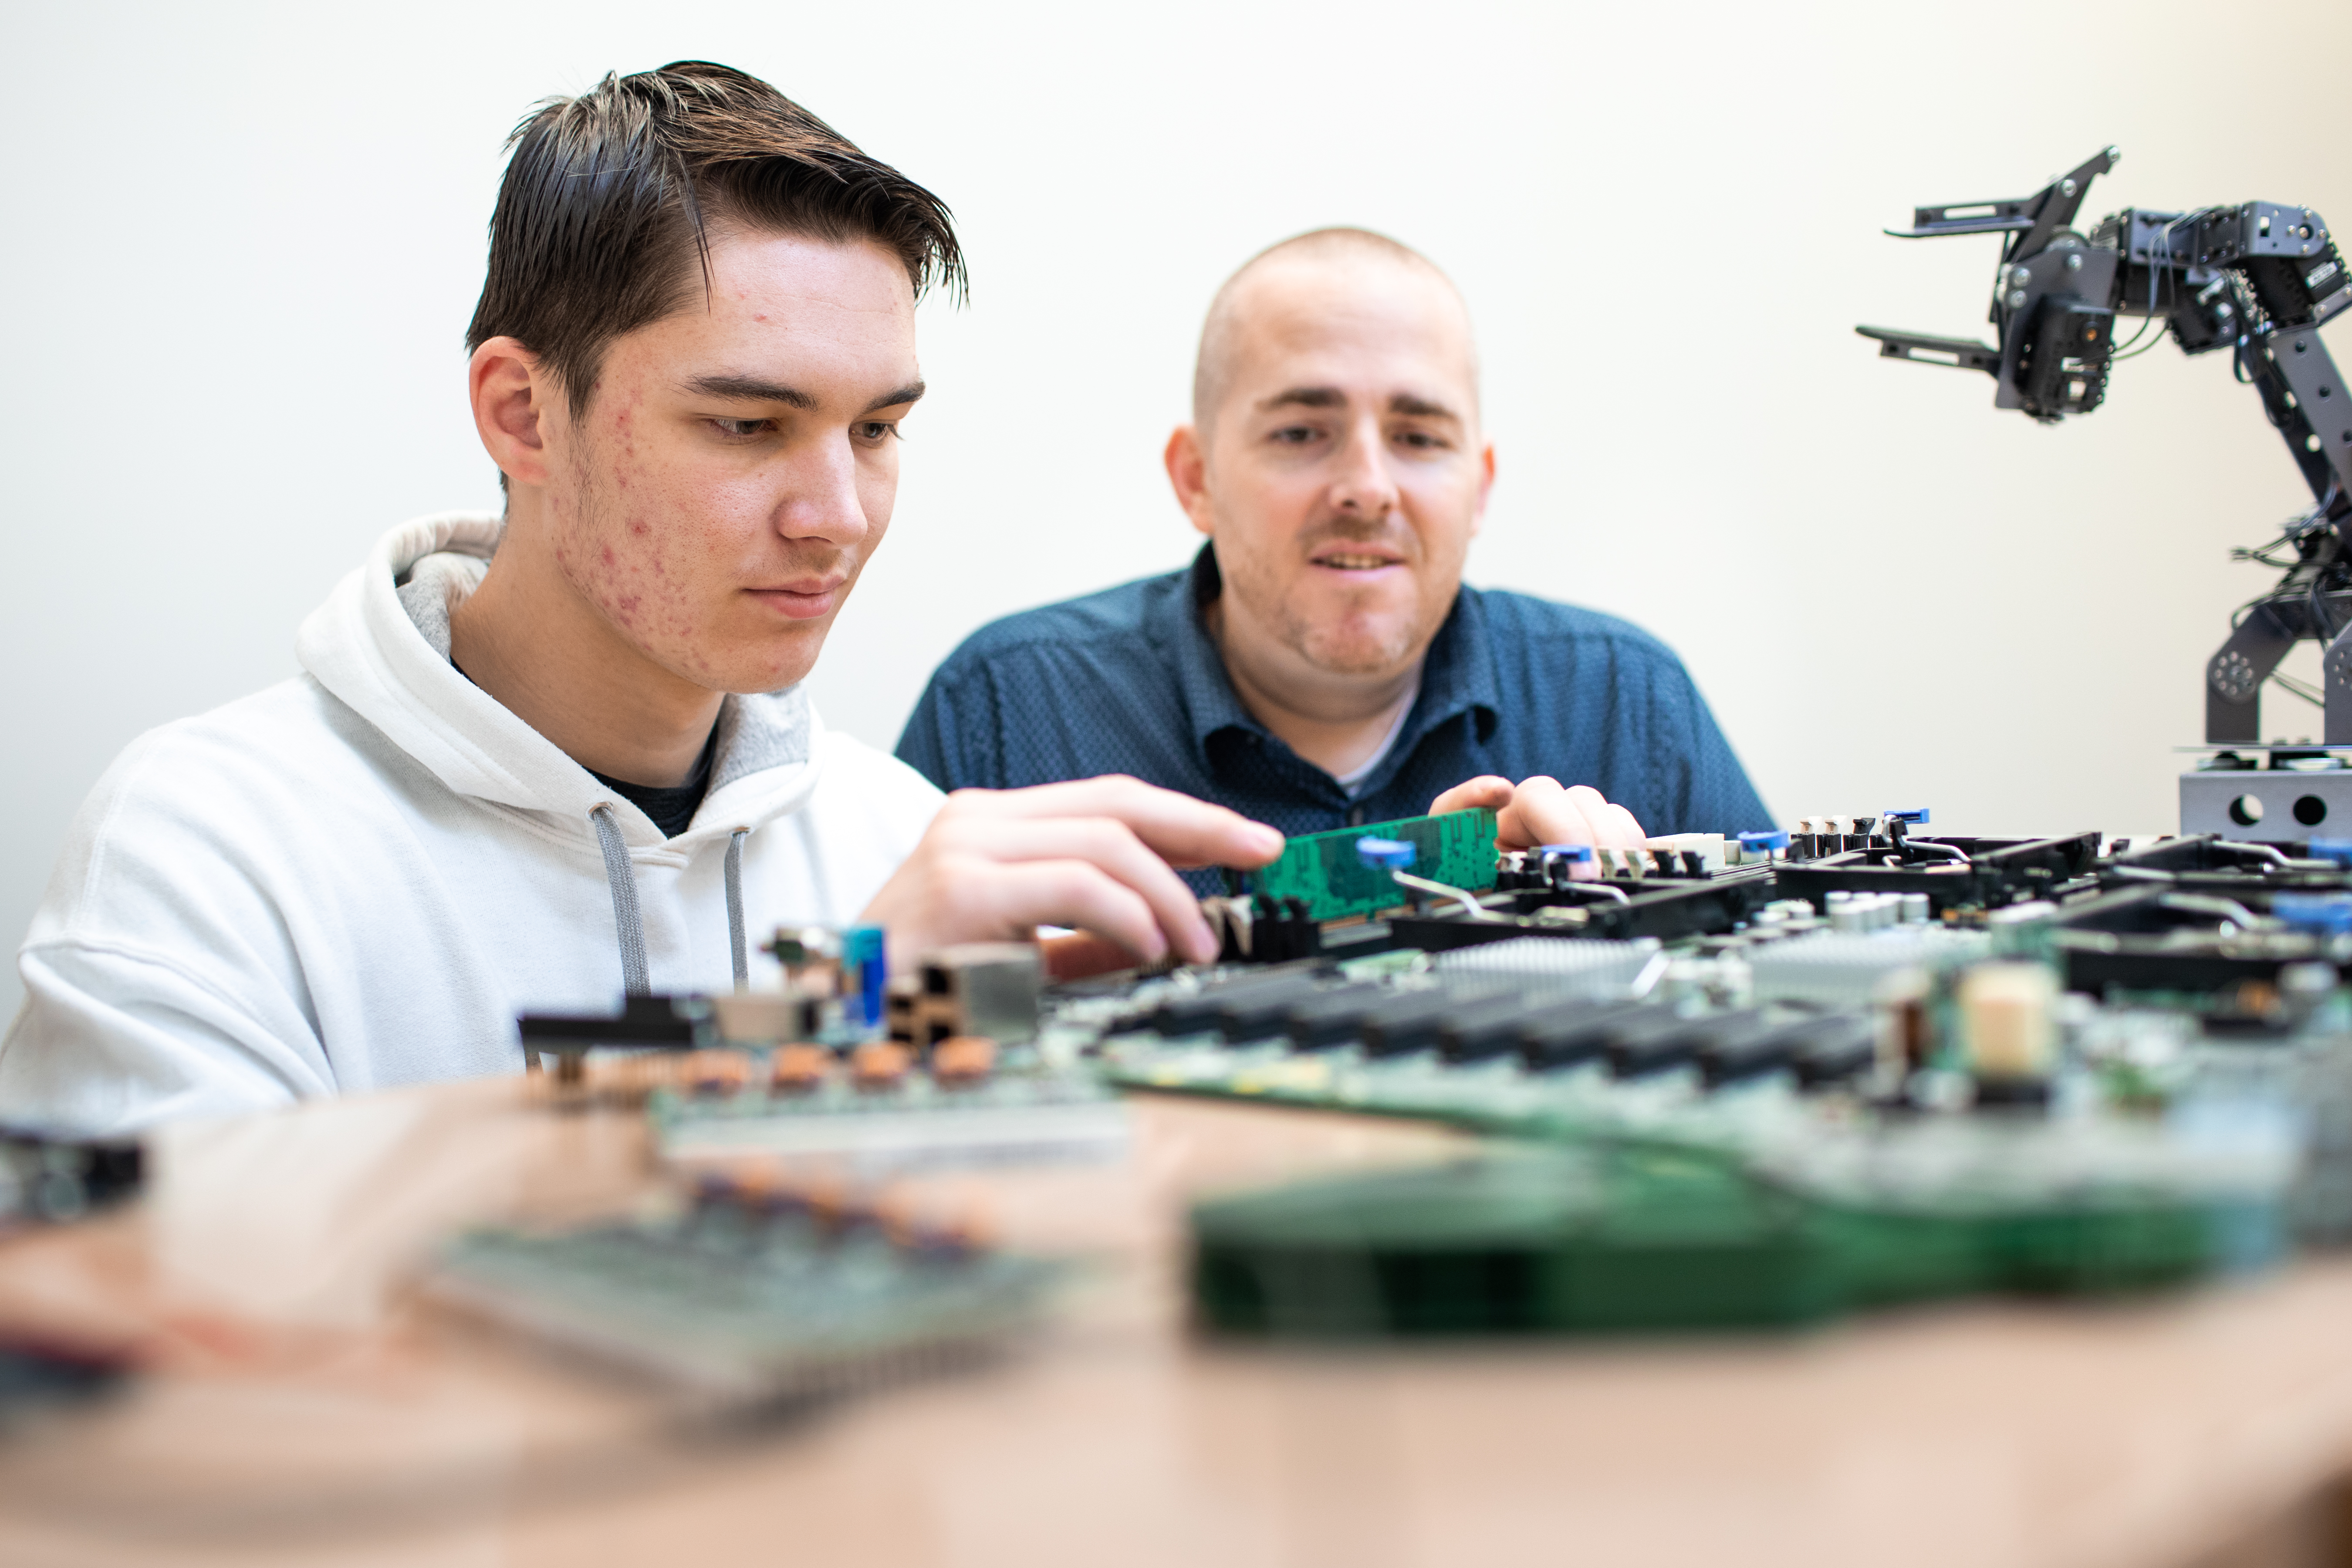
[746,583,843,620]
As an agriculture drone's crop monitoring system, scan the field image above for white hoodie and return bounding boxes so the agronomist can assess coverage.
[0,514,943,1135]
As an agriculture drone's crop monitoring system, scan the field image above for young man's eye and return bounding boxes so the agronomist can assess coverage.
[853,421,899,445]
[711,417,771,439]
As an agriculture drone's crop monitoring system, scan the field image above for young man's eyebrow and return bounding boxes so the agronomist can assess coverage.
[1389,392,1461,421]
[1257,386,1345,413]
[686,374,818,409]
[682,376,925,414]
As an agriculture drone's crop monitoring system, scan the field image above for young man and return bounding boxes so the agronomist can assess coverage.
[0,62,1282,1134]
[897,229,1771,872]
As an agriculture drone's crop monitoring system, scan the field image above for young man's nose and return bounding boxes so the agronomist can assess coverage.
[773,437,873,545]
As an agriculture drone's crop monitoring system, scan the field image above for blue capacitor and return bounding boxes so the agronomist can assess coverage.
[842,924,888,1030]
[1355,836,1416,871]
[1739,830,1791,853]
[2271,892,2352,936]
[1884,808,1931,825]
[1535,842,1595,862]
[2306,838,2352,868]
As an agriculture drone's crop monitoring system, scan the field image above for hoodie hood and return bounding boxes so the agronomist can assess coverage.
[295,513,822,849]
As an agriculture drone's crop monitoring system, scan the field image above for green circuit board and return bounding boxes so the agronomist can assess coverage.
[1255,808,1500,920]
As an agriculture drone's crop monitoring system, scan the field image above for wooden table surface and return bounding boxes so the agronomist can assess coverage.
[2,1074,2350,1568]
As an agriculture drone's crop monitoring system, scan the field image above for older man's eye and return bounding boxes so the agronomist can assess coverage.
[1270,425,1318,445]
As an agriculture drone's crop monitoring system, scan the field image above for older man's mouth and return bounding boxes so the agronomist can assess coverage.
[1312,550,1405,571]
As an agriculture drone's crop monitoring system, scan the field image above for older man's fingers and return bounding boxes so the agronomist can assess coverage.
[1563,785,1646,849]
[1429,777,1517,817]
[1493,776,1592,851]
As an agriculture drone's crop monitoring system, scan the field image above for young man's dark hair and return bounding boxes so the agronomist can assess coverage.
[466,60,966,419]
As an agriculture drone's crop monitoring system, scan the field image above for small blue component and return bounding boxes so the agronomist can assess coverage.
[2271,892,2352,936]
[2307,838,2352,867]
[1354,836,1417,871]
[1739,830,1790,853]
[1885,808,1931,825]
[842,924,888,1030]
[1536,842,1595,862]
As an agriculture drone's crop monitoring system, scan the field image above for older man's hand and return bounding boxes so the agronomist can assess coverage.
[1428,775,1648,853]
[859,775,1285,970]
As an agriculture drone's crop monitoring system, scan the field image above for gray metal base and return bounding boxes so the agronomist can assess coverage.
[2180,768,2352,839]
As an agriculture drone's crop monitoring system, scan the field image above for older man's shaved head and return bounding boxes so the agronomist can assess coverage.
[1190,228,1479,435]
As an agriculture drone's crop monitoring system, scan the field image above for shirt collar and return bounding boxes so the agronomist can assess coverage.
[1151,543,1501,773]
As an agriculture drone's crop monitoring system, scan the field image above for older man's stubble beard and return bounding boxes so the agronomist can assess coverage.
[1219,516,1466,679]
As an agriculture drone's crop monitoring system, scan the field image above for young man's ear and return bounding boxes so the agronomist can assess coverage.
[469,338,554,490]
[1164,425,1214,537]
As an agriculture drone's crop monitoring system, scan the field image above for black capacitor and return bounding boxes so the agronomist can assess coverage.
[1606,1008,1754,1079]
[1283,985,1399,1051]
[1354,985,1512,1058]
[1445,996,1636,1064]
[1440,995,1582,1062]
[1694,1013,1807,1087]
[1222,980,1382,1044]
[1785,1015,1878,1089]
[1519,1002,1670,1072]
[1151,970,1320,1036]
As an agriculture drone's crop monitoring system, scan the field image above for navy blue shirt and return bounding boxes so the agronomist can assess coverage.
[896,547,1771,886]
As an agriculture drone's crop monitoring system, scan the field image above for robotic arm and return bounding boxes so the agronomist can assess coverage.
[1860,148,2352,743]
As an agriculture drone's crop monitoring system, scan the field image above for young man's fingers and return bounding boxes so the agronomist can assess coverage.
[1428,776,1516,816]
[960,776,1284,870]
[974,859,1171,965]
[941,817,1218,963]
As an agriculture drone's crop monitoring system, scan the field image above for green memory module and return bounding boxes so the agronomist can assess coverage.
[1252,807,1500,922]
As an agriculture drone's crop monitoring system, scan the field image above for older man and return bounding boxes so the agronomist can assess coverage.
[897,229,1769,868]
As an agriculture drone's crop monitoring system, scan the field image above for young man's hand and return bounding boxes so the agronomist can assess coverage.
[1428,775,1648,852]
[860,776,1285,968]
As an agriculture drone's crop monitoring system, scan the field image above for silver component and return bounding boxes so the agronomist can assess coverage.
[1391,869,1505,922]
[2008,290,2029,309]
[2061,178,2077,197]
[894,942,1044,1046]
[2181,769,2352,840]
[2066,253,2083,272]
[1433,936,1663,998]
[1747,927,1990,1005]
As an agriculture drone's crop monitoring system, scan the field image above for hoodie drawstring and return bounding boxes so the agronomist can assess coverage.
[590,806,752,998]
[590,805,652,996]
[725,828,750,990]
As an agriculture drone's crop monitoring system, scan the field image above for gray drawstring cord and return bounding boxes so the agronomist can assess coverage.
[590,804,652,996]
[725,828,750,990]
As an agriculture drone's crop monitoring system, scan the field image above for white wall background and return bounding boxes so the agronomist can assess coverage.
[5,1,2348,1021]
